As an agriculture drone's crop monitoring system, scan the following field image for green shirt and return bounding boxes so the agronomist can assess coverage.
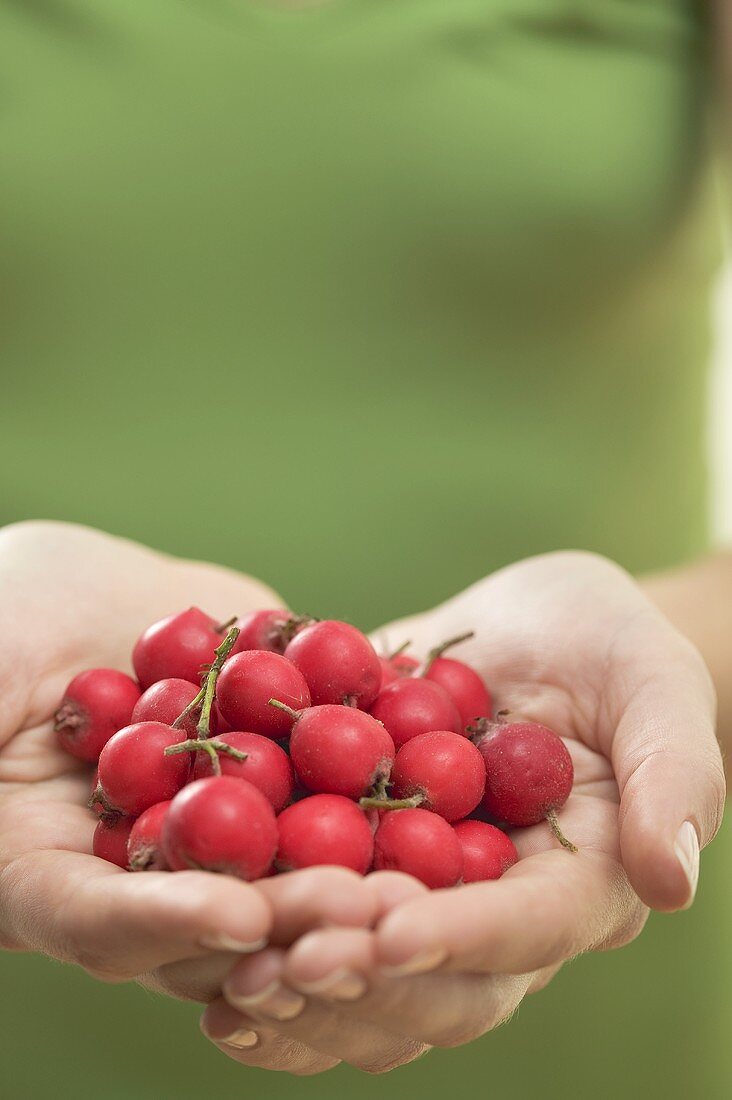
[0,2,729,1098]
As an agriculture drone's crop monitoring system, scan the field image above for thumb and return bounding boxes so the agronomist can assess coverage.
[609,625,726,912]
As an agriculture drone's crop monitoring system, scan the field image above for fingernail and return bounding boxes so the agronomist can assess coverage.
[379,947,448,978]
[199,934,268,954]
[296,968,368,1001]
[674,821,700,908]
[228,980,306,1021]
[224,1028,259,1050]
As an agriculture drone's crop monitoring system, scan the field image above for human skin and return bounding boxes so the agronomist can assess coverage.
[0,522,725,1074]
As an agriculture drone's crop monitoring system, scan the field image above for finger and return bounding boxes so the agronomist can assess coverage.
[281,926,532,1048]
[374,798,646,977]
[222,947,428,1073]
[366,870,429,918]
[0,849,272,980]
[202,998,340,1076]
[255,866,381,943]
[605,617,726,911]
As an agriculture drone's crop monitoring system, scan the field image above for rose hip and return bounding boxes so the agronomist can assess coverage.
[54,669,142,762]
[128,801,171,871]
[276,794,374,874]
[131,678,201,736]
[233,609,308,654]
[386,730,486,821]
[132,607,230,690]
[373,808,463,888]
[193,731,295,813]
[93,815,135,869]
[475,719,576,851]
[281,703,395,799]
[96,722,190,816]
[162,776,277,880]
[453,820,518,882]
[284,620,382,708]
[369,679,462,748]
[216,651,311,738]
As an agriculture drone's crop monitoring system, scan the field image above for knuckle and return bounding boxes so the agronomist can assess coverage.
[358,1042,426,1074]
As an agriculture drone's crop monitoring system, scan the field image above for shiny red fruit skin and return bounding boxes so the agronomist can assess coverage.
[131,678,200,736]
[162,776,277,880]
[276,794,374,873]
[132,607,224,690]
[55,669,142,762]
[369,678,462,748]
[232,609,294,654]
[476,721,574,826]
[453,820,518,882]
[373,808,463,888]
[284,620,382,708]
[378,654,419,690]
[193,731,295,813]
[127,801,172,871]
[216,651,311,738]
[97,722,190,816]
[93,815,135,869]
[289,705,395,799]
[425,657,492,728]
[390,731,486,821]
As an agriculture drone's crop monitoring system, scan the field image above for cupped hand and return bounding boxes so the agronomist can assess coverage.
[0,521,381,998]
[209,551,726,1073]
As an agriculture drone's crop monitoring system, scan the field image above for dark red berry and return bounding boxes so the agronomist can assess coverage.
[128,801,171,871]
[369,678,462,748]
[233,609,307,654]
[162,776,277,880]
[288,704,395,799]
[453,820,518,882]
[193,731,294,813]
[55,669,141,762]
[132,607,228,690]
[97,721,190,816]
[425,657,492,727]
[93,815,135,869]
[276,794,374,874]
[216,651,311,738]
[373,808,463,888]
[284,620,381,708]
[389,730,485,821]
[131,678,201,735]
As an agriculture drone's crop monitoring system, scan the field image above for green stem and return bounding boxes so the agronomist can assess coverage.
[359,794,424,811]
[387,640,412,661]
[268,699,301,722]
[420,631,475,676]
[545,808,578,853]
[196,625,240,740]
[165,738,248,763]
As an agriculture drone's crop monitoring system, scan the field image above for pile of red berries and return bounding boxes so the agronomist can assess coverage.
[55,608,576,889]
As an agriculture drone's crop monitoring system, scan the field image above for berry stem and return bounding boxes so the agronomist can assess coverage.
[196,625,240,740]
[387,640,412,661]
[545,808,578,853]
[268,699,302,721]
[165,738,248,764]
[359,794,424,811]
[419,631,475,676]
[214,615,239,634]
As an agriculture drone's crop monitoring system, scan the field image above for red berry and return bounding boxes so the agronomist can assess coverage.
[97,722,190,816]
[424,657,492,728]
[162,776,277,880]
[373,808,463,888]
[132,607,227,690]
[369,679,462,748]
[128,801,171,871]
[216,651,311,738]
[284,620,381,708]
[390,731,485,821]
[93,815,135,869]
[193,731,294,813]
[54,669,141,762]
[289,705,395,799]
[453,820,518,882]
[233,609,305,654]
[276,794,374,874]
[476,720,576,849]
[131,678,201,735]
[379,653,420,689]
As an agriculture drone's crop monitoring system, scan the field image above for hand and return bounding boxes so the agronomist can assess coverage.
[207,551,725,1074]
[0,521,382,1001]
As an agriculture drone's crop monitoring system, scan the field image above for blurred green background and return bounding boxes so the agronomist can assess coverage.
[0,1,730,1097]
